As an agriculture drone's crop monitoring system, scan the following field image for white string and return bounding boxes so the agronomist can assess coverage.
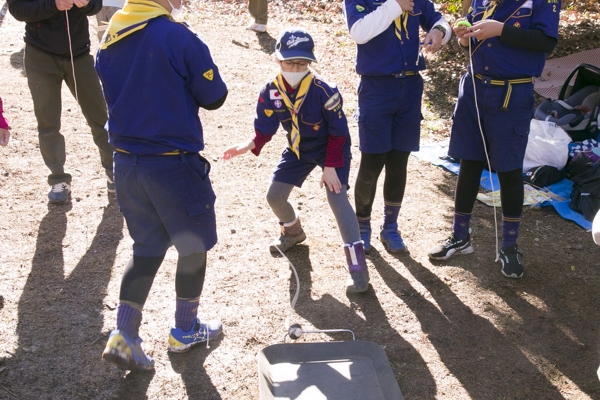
[226,167,301,330]
[65,10,79,105]
[467,38,500,260]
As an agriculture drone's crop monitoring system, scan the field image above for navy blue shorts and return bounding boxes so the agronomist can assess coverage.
[449,73,534,172]
[114,151,217,257]
[272,146,351,188]
[355,75,423,154]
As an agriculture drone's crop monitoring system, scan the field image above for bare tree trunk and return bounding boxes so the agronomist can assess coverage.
[462,0,471,16]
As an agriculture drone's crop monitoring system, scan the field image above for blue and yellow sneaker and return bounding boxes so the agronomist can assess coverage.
[379,223,408,253]
[102,330,154,371]
[168,318,223,353]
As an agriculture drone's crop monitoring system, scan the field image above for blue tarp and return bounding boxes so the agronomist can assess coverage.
[413,141,592,231]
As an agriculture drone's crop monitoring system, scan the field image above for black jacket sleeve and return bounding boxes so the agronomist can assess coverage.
[82,0,102,17]
[8,0,58,22]
[500,25,557,53]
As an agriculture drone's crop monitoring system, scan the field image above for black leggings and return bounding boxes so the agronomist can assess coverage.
[354,150,410,218]
[119,252,207,305]
[455,159,524,217]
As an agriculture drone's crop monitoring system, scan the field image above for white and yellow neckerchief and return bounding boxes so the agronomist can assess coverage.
[482,0,499,20]
[394,12,410,40]
[100,0,171,50]
[272,71,314,159]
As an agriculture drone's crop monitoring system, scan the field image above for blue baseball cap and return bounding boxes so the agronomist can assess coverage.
[275,28,317,62]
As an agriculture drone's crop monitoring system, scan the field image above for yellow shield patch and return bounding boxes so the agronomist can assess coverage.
[203,69,214,81]
[264,109,274,117]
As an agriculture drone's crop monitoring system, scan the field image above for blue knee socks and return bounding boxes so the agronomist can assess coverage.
[453,211,472,240]
[116,301,143,339]
[383,202,401,229]
[502,215,521,249]
[175,296,200,332]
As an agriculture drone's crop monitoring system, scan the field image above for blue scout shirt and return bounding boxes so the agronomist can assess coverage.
[344,0,444,76]
[254,73,350,161]
[95,16,227,155]
[467,0,560,79]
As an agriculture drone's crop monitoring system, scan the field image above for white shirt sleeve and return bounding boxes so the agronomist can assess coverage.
[432,18,452,45]
[347,0,404,45]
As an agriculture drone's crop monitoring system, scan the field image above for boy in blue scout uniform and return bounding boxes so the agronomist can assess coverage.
[428,0,560,279]
[344,0,451,253]
[223,28,370,294]
[95,0,228,370]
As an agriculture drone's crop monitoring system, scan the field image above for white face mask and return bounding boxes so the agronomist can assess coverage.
[167,0,183,18]
[280,69,310,88]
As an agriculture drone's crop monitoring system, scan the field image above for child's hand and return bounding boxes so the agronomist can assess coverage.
[73,0,89,8]
[463,20,504,41]
[55,0,73,10]
[223,140,254,160]
[0,128,10,146]
[422,28,443,53]
[453,18,471,47]
[320,167,341,194]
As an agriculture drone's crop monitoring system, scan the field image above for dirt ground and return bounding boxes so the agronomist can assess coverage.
[2,1,600,399]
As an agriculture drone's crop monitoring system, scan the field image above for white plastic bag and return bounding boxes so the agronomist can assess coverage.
[523,119,571,171]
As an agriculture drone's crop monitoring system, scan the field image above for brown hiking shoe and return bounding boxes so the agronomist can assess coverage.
[269,231,306,255]
[269,216,306,255]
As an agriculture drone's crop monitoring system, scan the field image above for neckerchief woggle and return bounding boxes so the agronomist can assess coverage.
[272,71,313,159]
[100,0,171,50]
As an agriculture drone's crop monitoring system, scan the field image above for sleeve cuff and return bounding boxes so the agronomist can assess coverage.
[250,131,272,156]
[324,135,347,168]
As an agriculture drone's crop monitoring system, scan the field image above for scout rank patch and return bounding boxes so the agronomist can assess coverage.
[324,92,341,112]
[264,109,274,117]
[203,69,214,81]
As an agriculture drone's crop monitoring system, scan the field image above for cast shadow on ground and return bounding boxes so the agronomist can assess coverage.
[4,199,125,398]
[232,32,275,55]
[167,340,223,400]
[466,258,600,398]
[368,248,566,399]
[10,47,25,76]
[282,246,437,399]
[256,32,276,55]
[115,369,156,400]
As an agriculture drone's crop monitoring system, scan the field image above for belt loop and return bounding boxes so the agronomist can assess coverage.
[132,154,138,164]
[179,150,187,163]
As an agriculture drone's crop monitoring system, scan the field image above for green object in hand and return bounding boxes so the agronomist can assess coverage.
[456,20,472,28]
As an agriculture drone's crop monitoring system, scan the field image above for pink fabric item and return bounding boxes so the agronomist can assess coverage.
[0,98,9,130]
[534,48,600,99]
[251,130,272,156]
[325,134,346,168]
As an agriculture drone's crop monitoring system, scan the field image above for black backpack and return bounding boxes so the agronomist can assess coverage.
[570,163,600,221]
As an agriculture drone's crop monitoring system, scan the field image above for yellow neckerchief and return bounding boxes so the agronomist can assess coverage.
[100,0,171,50]
[482,0,498,20]
[272,71,313,159]
[394,11,410,40]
